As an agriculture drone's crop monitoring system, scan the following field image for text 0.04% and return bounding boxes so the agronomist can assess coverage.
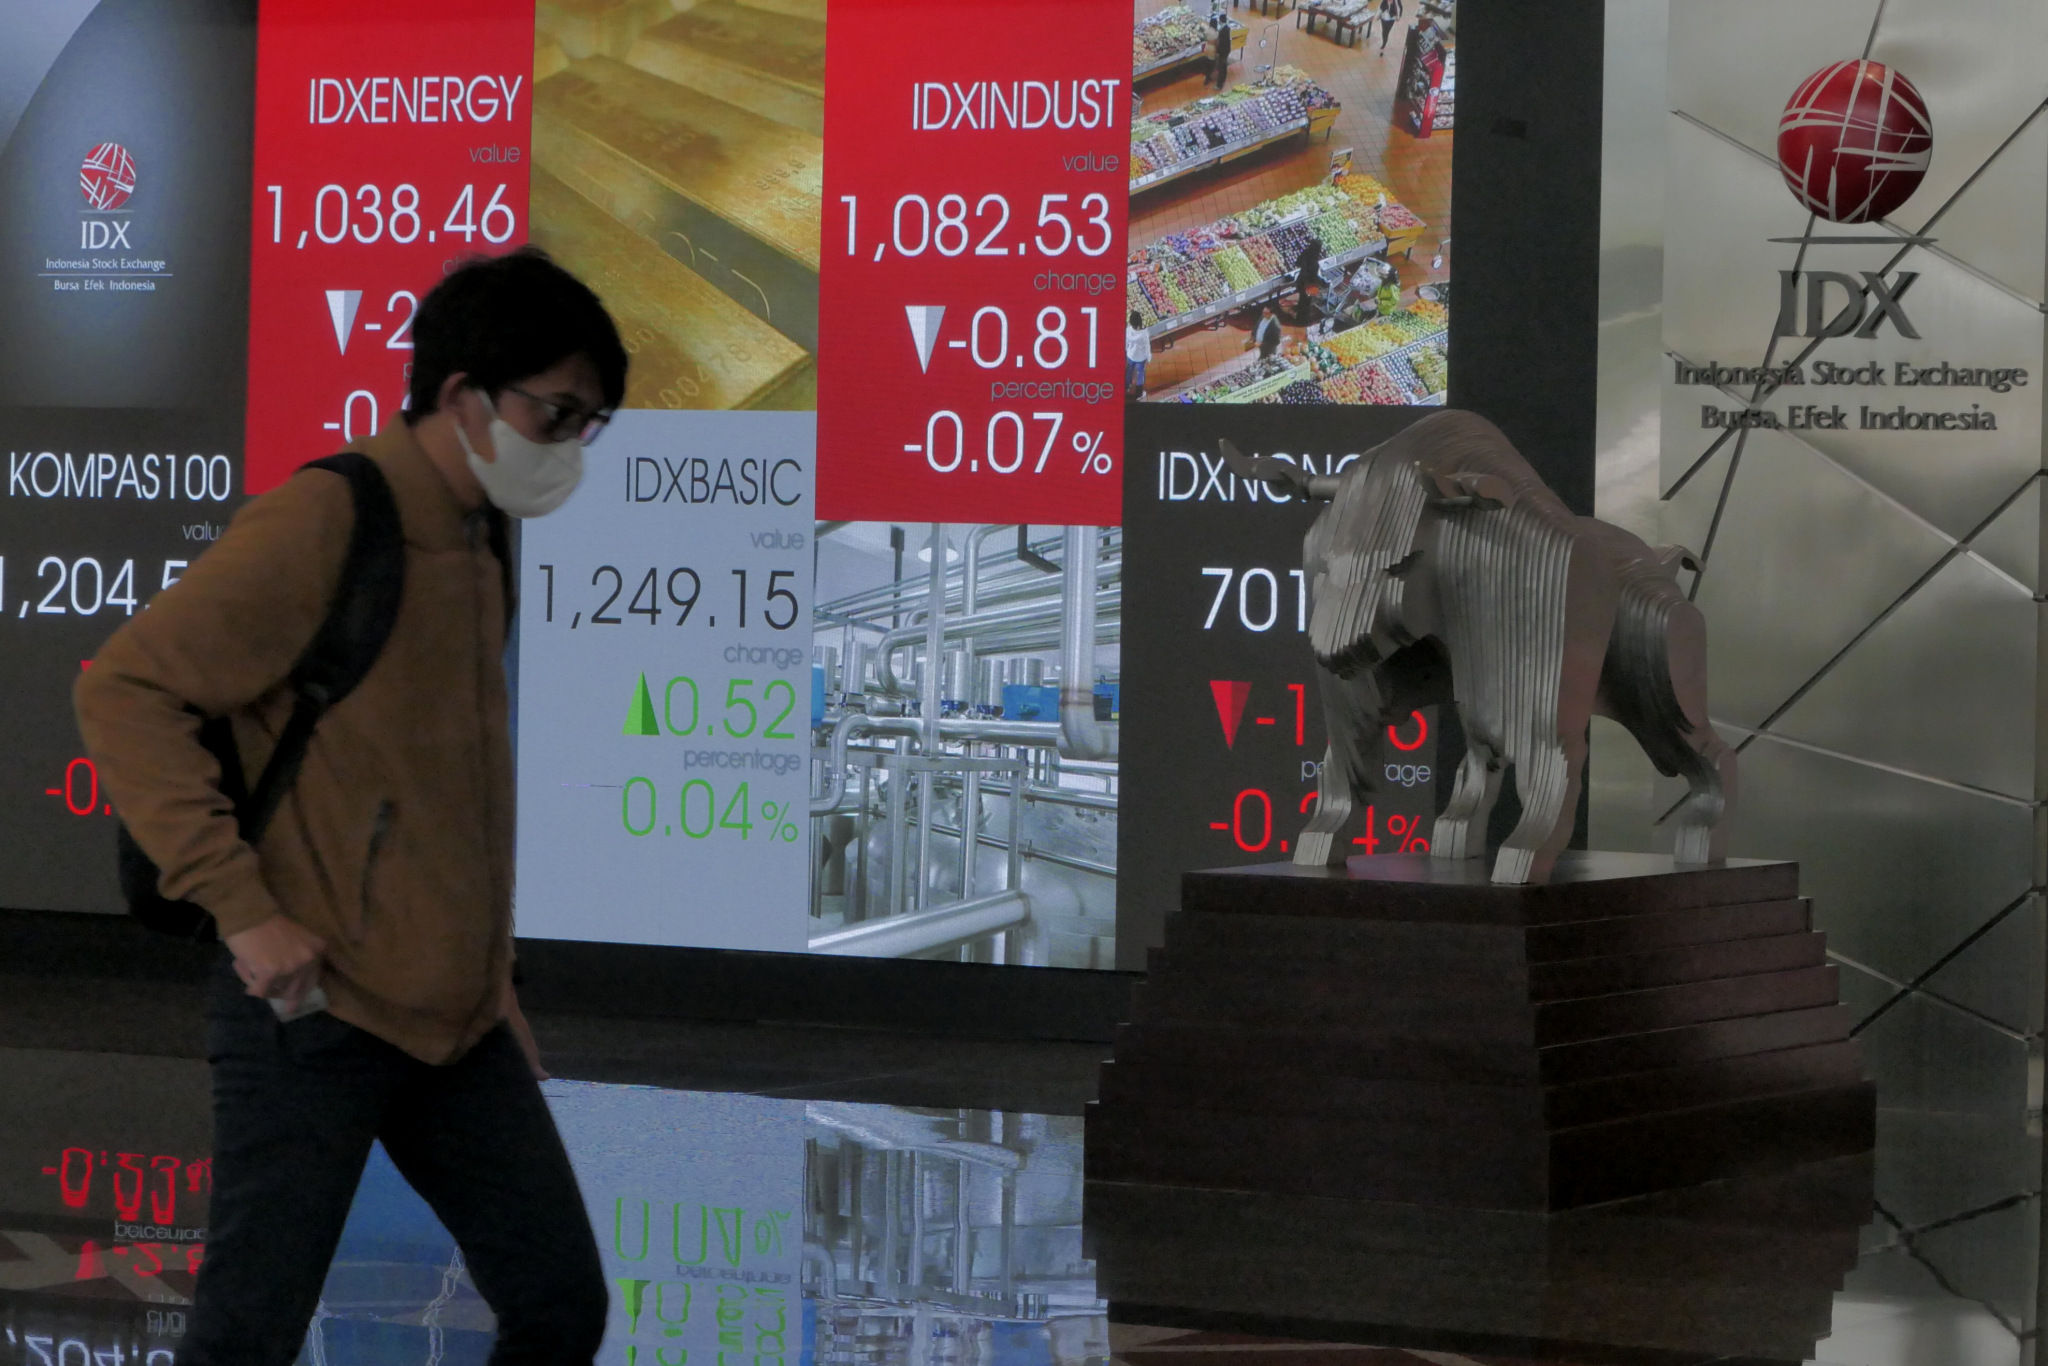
[620,779,801,843]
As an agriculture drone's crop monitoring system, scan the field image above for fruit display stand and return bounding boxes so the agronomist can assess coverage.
[1311,332,1450,405]
[1165,311,1448,407]
[1130,69,1341,194]
[1130,178,1426,344]
[1335,171,1427,257]
[1135,6,1246,81]
[1175,353,1317,404]
[1305,299,1449,404]
[1130,198,1388,343]
[1297,0,1374,46]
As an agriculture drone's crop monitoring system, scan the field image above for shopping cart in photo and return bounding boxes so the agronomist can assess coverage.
[1304,255,1390,341]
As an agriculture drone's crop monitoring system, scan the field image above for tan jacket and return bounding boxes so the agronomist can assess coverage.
[75,421,515,1064]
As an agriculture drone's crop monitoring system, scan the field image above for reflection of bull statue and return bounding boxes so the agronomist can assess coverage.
[1221,409,1735,884]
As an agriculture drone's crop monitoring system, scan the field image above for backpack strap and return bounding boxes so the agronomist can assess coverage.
[239,452,406,841]
[485,504,516,629]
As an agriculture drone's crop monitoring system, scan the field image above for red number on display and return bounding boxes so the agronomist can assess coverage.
[1387,711,1428,751]
[1231,789,1272,853]
[112,1152,145,1222]
[150,1155,182,1226]
[58,1147,92,1208]
[62,758,99,815]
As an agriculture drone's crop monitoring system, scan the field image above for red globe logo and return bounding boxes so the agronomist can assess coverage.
[79,142,137,211]
[1778,60,1932,223]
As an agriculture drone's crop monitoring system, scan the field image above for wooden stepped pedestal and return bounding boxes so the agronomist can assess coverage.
[1086,853,1875,1210]
[1085,1154,1874,1361]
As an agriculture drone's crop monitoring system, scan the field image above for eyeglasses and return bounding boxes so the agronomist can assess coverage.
[501,384,614,445]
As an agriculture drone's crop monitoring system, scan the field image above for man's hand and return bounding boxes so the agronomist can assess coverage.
[224,915,326,1006]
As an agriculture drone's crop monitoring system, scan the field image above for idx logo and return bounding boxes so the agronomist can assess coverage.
[1775,269,1918,340]
[81,219,131,249]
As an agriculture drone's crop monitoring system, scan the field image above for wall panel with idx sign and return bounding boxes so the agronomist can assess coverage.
[1595,0,2046,1209]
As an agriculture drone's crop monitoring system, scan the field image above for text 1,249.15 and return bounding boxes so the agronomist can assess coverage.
[536,566,799,630]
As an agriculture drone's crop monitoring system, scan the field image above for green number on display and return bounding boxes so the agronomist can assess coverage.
[623,778,657,836]
[680,780,715,839]
[664,677,701,736]
[763,681,798,740]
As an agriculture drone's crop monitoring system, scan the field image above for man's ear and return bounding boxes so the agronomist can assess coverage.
[434,369,472,417]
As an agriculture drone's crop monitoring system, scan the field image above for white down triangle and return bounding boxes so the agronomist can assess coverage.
[905,305,945,374]
[326,289,363,356]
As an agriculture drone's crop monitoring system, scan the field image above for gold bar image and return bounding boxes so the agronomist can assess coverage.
[534,0,676,60]
[730,0,822,20]
[532,0,825,406]
[627,1,826,136]
[537,32,571,82]
[531,168,815,412]
[534,57,821,354]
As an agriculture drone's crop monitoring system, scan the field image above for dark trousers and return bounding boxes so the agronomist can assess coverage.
[179,956,608,1365]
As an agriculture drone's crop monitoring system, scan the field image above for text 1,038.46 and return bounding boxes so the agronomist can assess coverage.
[0,556,188,621]
[535,566,799,630]
[262,182,517,251]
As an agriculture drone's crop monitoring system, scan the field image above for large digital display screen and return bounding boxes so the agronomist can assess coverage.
[0,0,1464,968]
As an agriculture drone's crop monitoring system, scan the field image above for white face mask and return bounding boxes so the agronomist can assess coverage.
[454,390,585,518]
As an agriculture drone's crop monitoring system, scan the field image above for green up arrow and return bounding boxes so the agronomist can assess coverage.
[624,673,660,737]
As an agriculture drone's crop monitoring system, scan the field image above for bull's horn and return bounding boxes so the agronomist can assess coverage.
[1217,438,1320,501]
[1652,544,1702,575]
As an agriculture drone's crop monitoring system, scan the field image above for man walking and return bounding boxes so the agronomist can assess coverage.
[76,248,627,1365]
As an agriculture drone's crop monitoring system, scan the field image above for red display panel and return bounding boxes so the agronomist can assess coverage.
[816,0,1127,525]
[243,0,532,494]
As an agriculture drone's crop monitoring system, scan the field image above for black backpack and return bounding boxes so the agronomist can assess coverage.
[118,452,406,940]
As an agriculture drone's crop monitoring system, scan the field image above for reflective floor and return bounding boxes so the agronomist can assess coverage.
[0,1011,2038,1366]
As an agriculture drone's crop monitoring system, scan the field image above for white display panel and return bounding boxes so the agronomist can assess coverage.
[513,410,816,950]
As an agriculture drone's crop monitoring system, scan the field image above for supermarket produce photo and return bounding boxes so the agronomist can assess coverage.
[1129,0,1453,404]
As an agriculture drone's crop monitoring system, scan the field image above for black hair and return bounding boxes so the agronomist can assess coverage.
[1129,309,1142,328]
[405,247,628,421]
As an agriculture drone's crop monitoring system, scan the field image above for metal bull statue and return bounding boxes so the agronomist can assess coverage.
[1219,409,1736,884]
